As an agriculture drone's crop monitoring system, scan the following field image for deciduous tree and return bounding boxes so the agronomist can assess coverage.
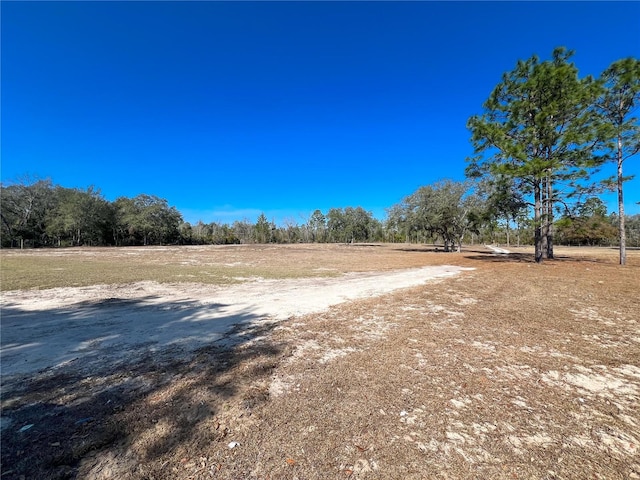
[0,177,54,248]
[478,177,528,247]
[46,186,112,246]
[114,194,182,245]
[556,197,617,246]
[389,180,483,252]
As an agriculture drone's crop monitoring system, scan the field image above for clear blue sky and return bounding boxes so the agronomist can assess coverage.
[2,1,639,225]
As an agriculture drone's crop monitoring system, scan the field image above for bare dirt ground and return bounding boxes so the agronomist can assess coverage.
[1,244,639,479]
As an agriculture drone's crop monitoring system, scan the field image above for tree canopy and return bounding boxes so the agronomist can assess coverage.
[467,48,604,262]
[0,181,183,248]
[386,180,484,252]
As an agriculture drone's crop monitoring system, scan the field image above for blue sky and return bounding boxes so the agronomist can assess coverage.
[2,1,639,225]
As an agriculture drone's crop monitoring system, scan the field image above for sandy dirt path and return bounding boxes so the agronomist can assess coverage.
[485,244,511,254]
[1,265,471,378]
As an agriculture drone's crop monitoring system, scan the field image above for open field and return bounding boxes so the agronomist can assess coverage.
[1,244,474,292]
[1,244,639,479]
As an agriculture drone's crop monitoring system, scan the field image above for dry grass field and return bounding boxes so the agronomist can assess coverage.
[1,243,639,479]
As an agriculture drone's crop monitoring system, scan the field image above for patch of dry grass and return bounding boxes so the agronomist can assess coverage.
[214,255,639,479]
[1,243,446,291]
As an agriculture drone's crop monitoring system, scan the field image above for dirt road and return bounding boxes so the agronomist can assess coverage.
[1,265,469,378]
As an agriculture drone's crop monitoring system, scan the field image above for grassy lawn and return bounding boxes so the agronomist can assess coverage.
[1,254,255,291]
[0,245,348,291]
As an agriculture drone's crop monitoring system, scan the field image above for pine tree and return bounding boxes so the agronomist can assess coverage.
[467,48,601,263]
[596,58,640,265]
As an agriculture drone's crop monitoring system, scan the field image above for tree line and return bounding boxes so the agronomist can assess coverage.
[0,180,183,248]
[0,179,388,248]
[2,49,638,262]
[2,175,637,250]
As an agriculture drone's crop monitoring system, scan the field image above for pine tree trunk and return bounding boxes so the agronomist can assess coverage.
[618,135,626,266]
[546,173,554,259]
[541,177,548,259]
[534,182,543,263]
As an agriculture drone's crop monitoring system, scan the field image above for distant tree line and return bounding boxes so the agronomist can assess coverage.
[177,207,385,246]
[0,179,184,248]
[0,178,389,248]
[2,176,638,250]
